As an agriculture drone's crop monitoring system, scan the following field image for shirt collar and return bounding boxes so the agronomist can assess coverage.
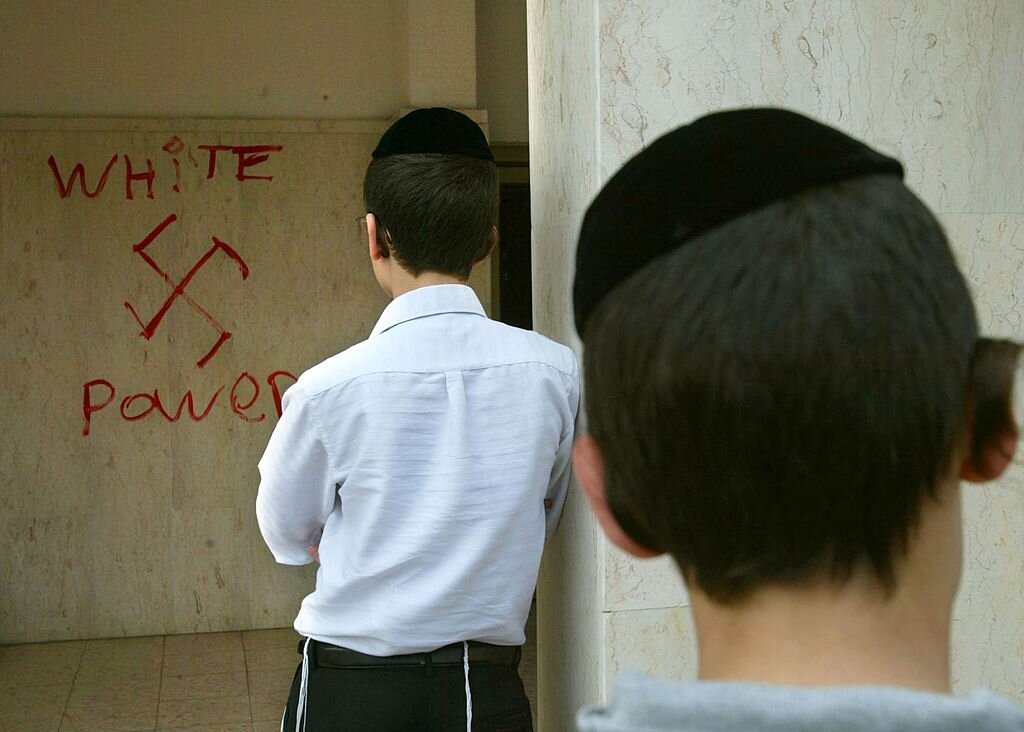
[371,284,487,337]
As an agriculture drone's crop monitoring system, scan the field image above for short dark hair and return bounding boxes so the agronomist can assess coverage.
[582,174,1020,603]
[363,153,499,279]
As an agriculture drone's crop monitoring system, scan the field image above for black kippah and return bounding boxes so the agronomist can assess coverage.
[573,107,904,334]
[372,107,494,160]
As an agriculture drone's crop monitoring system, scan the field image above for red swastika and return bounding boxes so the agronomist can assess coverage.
[124,213,250,368]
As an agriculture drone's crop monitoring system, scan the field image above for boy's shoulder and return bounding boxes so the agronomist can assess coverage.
[290,336,387,399]
[577,674,1024,732]
[482,318,579,377]
[293,320,578,400]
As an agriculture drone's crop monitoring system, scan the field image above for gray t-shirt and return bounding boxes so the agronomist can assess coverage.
[577,673,1024,731]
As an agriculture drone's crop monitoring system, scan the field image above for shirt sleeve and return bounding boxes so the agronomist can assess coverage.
[544,358,582,539]
[256,382,337,565]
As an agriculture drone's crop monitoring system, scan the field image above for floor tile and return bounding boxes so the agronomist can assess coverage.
[0,683,70,722]
[67,677,160,709]
[0,641,84,687]
[247,668,291,722]
[242,645,296,673]
[59,701,158,732]
[164,632,242,658]
[84,636,165,656]
[241,628,300,653]
[0,681,71,709]
[249,689,288,722]
[246,668,292,696]
[161,651,245,678]
[163,646,246,677]
[77,637,163,672]
[156,694,251,728]
[0,708,64,732]
[158,725,253,732]
[75,657,162,686]
[160,670,248,701]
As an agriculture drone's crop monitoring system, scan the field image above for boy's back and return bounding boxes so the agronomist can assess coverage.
[259,283,578,655]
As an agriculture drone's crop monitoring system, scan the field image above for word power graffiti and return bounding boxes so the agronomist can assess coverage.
[81,370,297,436]
[123,213,250,368]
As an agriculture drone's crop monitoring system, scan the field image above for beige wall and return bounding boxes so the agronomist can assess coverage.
[528,0,1024,723]
[0,0,525,138]
[477,0,529,143]
[0,117,391,642]
[0,0,519,644]
[0,1,407,119]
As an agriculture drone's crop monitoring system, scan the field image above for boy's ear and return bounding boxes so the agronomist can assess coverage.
[960,426,1018,483]
[366,213,389,261]
[960,337,1021,483]
[573,434,662,558]
[475,226,498,264]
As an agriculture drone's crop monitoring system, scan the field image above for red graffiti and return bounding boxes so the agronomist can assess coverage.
[47,140,283,200]
[124,155,156,200]
[198,144,283,181]
[82,370,297,436]
[123,213,250,368]
[267,370,295,417]
[197,145,231,179]
[119,385,223,423]
[48,154,119,198]
[230,372,265,423]
[162,136,185,155]
[82,379,116,434]
[58,135,295,439]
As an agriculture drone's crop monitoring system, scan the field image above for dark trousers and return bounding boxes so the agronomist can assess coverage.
[282,641,533,732]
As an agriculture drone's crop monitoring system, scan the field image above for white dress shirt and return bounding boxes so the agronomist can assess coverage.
[257,284,579,655]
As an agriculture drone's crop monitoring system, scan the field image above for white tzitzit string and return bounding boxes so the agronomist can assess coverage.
[295,637,312,732]
[463,641,473,732]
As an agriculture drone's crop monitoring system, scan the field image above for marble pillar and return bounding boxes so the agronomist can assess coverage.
[528,1,1024,727]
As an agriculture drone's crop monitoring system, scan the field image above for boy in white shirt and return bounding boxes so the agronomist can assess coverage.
[257,108,579,732]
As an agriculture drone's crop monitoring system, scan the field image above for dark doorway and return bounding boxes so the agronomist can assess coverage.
[497,181,532,330]
[493,143,532,330]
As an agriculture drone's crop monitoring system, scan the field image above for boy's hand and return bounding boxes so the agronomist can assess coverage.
[544,499,553,510]
[307,545,320,563]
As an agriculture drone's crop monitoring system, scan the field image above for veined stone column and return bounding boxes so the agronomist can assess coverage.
[528,1,605,731]
[529,1,1024,729]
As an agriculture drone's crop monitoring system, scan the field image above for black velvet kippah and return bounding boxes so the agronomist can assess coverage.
[372,107,494,160]
[573,107,904,333]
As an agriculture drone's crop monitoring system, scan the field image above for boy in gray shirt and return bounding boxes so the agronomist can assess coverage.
[571,108,1023,731]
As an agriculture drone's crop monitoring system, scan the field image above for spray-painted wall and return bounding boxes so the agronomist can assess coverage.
[528,2,1024,728]
[0,0,507,643]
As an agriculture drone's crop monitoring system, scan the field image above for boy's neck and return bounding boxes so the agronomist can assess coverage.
[690,480,962,693]
[690,574,952,693]
[387,268,467,299]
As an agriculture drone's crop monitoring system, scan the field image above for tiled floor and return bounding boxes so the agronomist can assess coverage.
[0,609,538,732]
[0,628,301,732]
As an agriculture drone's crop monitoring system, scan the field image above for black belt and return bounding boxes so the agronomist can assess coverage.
[303,639,521,669]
